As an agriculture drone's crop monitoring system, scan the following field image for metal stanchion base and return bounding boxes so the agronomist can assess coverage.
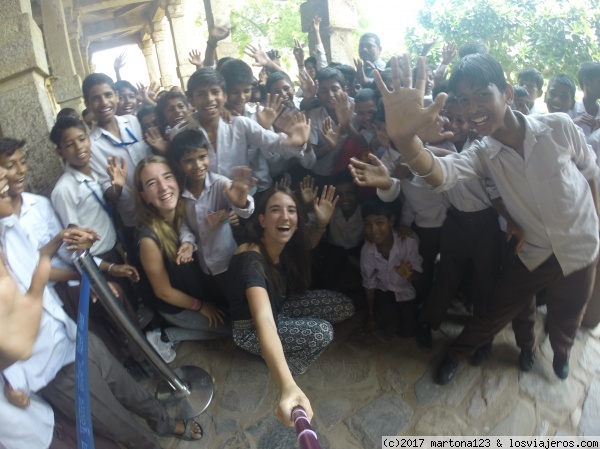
[155,366,214,419]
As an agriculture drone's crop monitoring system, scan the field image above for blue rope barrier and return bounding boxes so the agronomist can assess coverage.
[76,273,95,449]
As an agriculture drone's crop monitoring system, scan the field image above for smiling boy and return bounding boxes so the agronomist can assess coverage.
[82,73,152,248]
[175,68,313,189]
[169,129,254,289]
[350,54,600,383]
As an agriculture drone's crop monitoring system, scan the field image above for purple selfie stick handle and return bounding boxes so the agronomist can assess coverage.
[291,406,323,449]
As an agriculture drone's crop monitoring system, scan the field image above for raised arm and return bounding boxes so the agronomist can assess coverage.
[244,44,283,74]
[203,26,231,67]
[246,285,312,426]
[350,55,452,189]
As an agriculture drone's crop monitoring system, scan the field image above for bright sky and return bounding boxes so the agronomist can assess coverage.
[91,0,425,86]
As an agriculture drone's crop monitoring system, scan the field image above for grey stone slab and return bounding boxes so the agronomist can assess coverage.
[467,363,516,418]
[519,357,585,424]
[490,399,536,436]
[579,337,600,376]
[415,407,468,435]
[214,416,238,435]
[315,397,352,428]
[218,350,270,413]
[319,359,375,389]
[384,368,408,393]
[219,431,254,449]
[347,393,413,448]
[579,378,600,436]
[415,361,481,407]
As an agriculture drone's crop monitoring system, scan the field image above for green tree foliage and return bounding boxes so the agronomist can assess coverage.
[405,0,600,84]
[229,0,304,59]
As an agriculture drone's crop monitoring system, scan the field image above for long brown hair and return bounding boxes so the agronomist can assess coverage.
[246,185,311,296]
[134,155,187,262]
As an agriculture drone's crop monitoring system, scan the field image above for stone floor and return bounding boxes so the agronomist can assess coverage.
[148,305,600,449]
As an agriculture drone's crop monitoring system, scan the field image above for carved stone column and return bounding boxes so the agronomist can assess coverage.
[39,0,85,110]
[0,0,63,193]
[139,38,159,85]
[300,0,358,65]
[166,0,196,89]
[152,21,174,88]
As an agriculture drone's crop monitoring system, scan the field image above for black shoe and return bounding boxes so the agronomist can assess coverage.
[552,356,569,380]
[436,355,459,385]
[518,348,535,372]
[471,340,493,366]
[416,323,432,351]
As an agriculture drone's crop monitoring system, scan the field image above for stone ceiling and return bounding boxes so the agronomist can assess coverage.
[31,0,166,53]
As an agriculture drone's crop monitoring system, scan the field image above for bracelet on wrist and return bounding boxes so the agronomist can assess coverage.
[191,299,201,311]
[206,40,217,49]
[407,147,436,178]
[108,263,115,274]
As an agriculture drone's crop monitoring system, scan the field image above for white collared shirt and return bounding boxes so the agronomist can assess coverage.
[400,176,448,228]
[173,116,314,192]
[0,382,54,449]
[435,112,600,276]
[307,105,348,176]
[569,99,600,137]
[17,192,73,272]
[88,115,151,227]
[243,103,278,192]
[1,216,76,393]
[51,165,117,255]
[327,206,364,249]
[182,172,254,275]
[360,233,423,302]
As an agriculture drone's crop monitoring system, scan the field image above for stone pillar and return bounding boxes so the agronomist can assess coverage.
[80,39,91,75]
[166,0,196,89]
[0,0,63,194]
[139,38,159,85]
[300,0,358,65]
[69,33,87,80]
[39,0,85,111]
[203,0,239,59]
[152,21,174,88]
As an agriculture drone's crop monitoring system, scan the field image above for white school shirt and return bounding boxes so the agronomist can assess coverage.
[360,233,423,302]
[327,206,364,249]
[17,193,73,273]
[436,141,500,212]
[182,172,254,275]
[0,382,54,449]
[89,115,151,227]
[174,115,314,191]
[434,112,600,276]
[399,176,447,229]
[1,216,77,394]
[243,103,279,192]
[51,165,117,255]
[569,99,600,137]
[307,105,349,176]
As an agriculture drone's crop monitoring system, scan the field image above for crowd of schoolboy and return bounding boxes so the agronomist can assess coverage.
[2,16,600,448]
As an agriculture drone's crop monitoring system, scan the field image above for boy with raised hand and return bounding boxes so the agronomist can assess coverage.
[571,62,600,137]
[176,67,314,190]
[82,72,152,250]
[219,58,285,195]
[350,54,599,384]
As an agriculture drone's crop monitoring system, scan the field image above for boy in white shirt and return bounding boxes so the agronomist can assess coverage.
[350,53,599,384]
